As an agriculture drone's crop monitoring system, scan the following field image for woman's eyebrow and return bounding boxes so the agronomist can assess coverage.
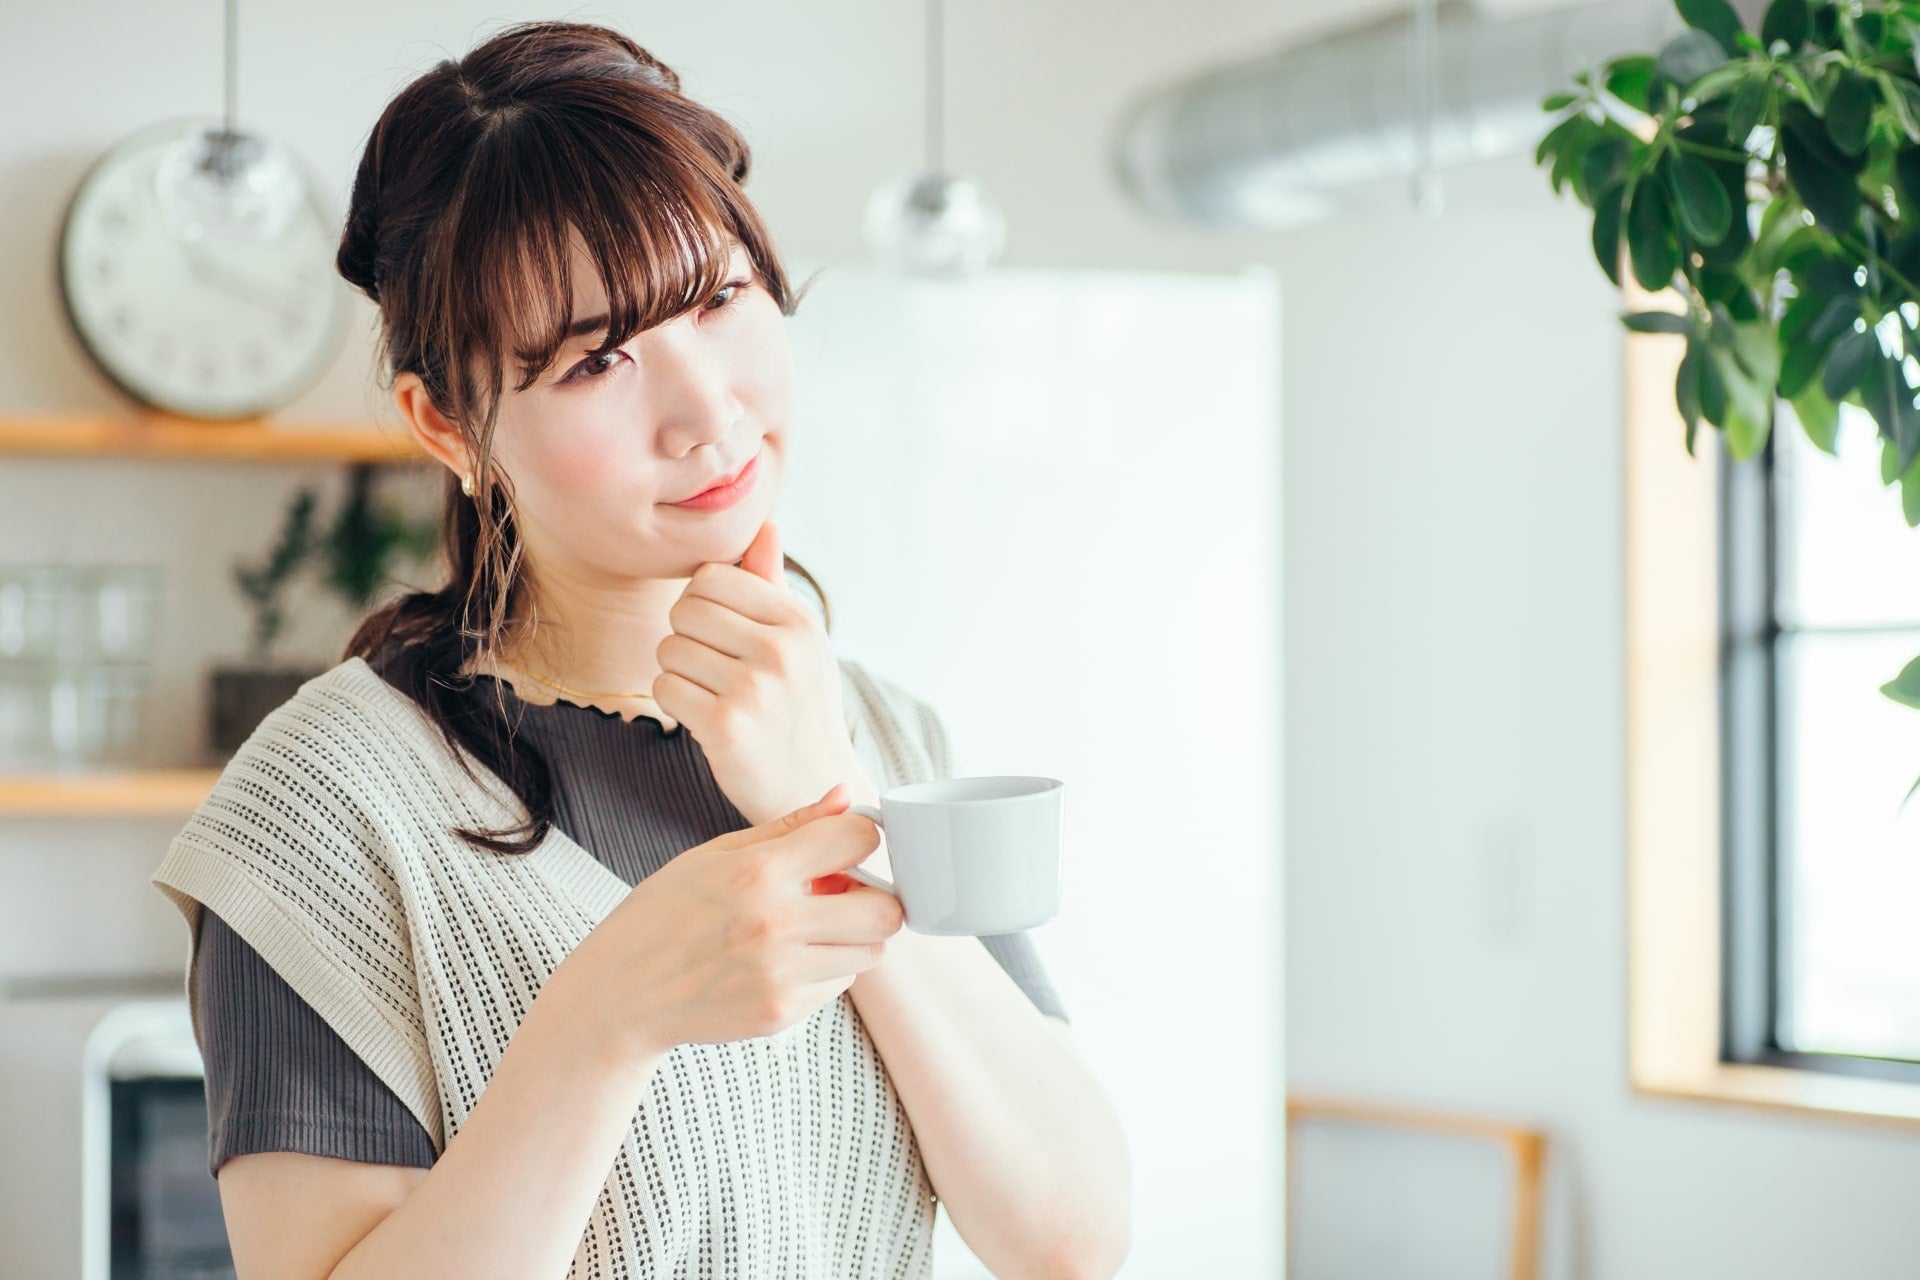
[562,240,747,341]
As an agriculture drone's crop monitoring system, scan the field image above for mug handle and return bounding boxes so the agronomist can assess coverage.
[842,803,896,896]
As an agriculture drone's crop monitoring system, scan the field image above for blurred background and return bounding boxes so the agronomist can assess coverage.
[0,0,1917,1277]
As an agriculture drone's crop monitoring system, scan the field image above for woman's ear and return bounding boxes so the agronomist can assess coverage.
[392,371,469,479]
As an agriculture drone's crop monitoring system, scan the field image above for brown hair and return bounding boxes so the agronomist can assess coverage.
[335,19,827,854]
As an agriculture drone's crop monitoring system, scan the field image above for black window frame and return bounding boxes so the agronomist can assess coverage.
[1720,412,1920,1082]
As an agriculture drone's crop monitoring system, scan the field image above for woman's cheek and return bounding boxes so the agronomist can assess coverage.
[533,424,625,496]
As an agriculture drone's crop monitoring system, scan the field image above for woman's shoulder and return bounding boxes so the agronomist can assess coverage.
[835,656,954,784]
[222,655,500,805]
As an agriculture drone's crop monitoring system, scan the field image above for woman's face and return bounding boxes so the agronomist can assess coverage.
[486,229,794,588]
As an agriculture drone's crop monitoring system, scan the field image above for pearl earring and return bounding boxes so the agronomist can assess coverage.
[460,469,474,497]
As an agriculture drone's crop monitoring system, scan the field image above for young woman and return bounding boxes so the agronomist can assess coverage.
[149,18,1129,1280]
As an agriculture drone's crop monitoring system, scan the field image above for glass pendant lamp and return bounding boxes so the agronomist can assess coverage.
[153,0,305,244]
[862,0,1007,277]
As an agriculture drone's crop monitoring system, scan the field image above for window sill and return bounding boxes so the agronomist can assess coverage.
[1632,1062,1920,1132]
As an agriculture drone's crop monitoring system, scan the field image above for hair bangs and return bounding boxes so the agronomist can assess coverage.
[444,100,752,403]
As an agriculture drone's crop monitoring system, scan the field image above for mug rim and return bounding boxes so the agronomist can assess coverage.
[879,775,1063,805]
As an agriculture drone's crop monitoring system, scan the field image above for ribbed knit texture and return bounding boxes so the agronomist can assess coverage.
[190,665,1067,1180]
[149,653,1029,1279]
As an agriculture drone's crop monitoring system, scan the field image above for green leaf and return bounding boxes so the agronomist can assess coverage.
[1823,327,1879,399]
[1535,112,1584,167]
[1581,138,1631,201]
[1807,294,1862,346]
[1776,288,1822,347]
[1761,0,1810,50]
[1782,103,1863,232]
[1678,0,1746,55]
[1678,339,1706,453]
[1826,71,1876,155]
[1854,329,1920,472]
[1858,9,1887,50]
[1698,330,1730,427]
[1779,332,1829,397]
[1729,78,1770,143]
[1592,184,1627,286]
[1778,62,1820,110]
[1880,74,1920,144]
[1623,309,1694,333]
[1684,64,1754,104]
[1550,128,1593,197]
[1788,378,1841,452]
[1671,153,1734,243]
[1542,91,1579,112]
[1894,144,1920,212]
[1709,341,1773,457]
[1729,317,1781,390]
[1901,444,1920,526]
[1657,29,1732,92]
[1627,174,1681,290]
[1605,55,1658,111]
[1882,654,1920,709]
[1805,253,1864,299]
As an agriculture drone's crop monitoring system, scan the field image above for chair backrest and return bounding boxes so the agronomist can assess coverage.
[1286,1093,1548,1280]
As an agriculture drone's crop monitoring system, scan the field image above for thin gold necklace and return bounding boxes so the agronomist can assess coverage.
[488,655,659,703]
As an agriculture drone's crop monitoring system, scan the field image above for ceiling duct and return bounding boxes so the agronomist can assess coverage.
[1113,0,1769,228]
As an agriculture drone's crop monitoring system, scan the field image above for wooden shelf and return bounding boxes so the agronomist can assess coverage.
[0,412,427,464]
[0,768,221,816]
[0,414,421,815]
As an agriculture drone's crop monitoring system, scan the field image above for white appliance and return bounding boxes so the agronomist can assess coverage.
[0,985,232,1278]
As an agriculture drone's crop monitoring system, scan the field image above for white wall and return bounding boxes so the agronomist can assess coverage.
[1273,166,1920,1278]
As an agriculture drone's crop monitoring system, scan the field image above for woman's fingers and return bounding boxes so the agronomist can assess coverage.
[798,883,904,945]
[792,941,889,986]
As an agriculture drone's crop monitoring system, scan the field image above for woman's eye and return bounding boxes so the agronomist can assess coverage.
[566,350,626,384]
[706,277,753,311]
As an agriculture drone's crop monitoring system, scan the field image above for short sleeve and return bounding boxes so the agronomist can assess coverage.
[149,682,447,1155]
[977,931,1071,1024]
[195,905,438,1178]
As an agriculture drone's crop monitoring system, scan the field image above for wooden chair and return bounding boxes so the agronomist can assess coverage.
[1286,1092,1548,1280]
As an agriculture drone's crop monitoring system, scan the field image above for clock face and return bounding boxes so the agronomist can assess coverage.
[57,116,348,420]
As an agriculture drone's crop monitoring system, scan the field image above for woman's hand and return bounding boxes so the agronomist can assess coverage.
[551,783,906,1065]
[651,518,876,828]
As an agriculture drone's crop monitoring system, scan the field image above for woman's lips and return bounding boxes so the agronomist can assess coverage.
[668,450,760,510]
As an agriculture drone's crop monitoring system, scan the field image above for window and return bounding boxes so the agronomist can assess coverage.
[1722,406,1920,1080]
[1626,302,1920,1126]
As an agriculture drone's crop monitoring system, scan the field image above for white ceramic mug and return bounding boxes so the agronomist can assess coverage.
[841,775,1063,935]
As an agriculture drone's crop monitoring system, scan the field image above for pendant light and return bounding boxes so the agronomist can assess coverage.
[862,0,1007,277]
[153,0,305,243]
[1409,0,1445,217]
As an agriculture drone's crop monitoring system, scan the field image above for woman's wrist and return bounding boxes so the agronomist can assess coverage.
[538,946,674,1083]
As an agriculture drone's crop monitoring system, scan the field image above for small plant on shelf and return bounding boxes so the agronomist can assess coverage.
[232,488,318,665]
[211,468,437,756]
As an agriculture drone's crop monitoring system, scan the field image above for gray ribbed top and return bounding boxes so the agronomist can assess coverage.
[195,666,1067,1177]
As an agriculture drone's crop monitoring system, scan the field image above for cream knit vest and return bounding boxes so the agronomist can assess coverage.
[149,653,954,1279]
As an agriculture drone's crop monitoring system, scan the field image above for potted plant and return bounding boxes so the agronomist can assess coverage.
[1535,0,1920,799]
[208,467,437,756]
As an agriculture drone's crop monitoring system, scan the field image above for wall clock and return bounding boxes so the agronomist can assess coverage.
[56,117,348,420]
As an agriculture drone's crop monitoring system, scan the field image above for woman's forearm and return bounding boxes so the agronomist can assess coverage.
[328,962,663,1280]
[849,931,1130,1280]
[842,782,1131,1280]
